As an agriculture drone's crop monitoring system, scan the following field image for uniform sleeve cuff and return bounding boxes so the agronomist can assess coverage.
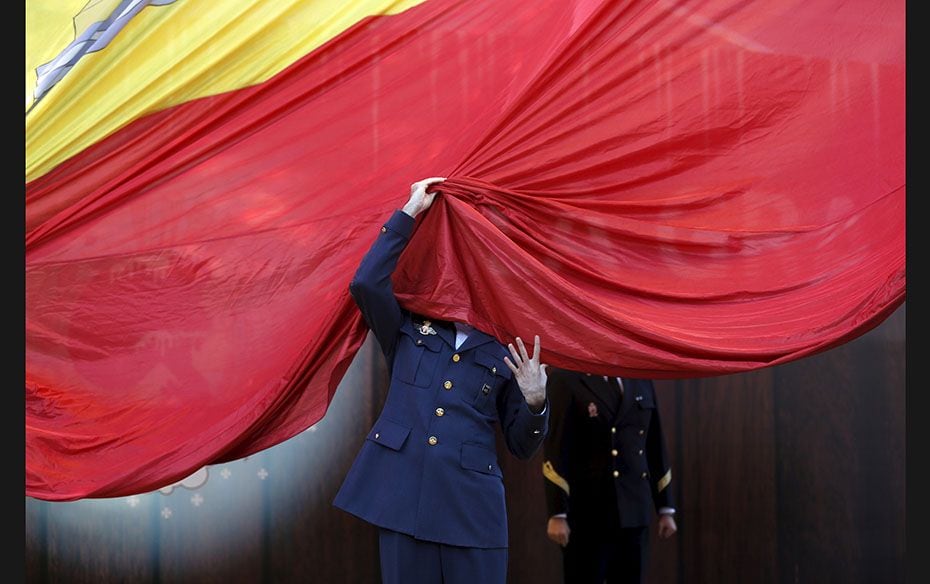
[524,398,549,417]
[384,210,416,238]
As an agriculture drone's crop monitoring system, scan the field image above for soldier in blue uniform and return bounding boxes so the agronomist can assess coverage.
[334,177,550,584]
[542,368,677,584]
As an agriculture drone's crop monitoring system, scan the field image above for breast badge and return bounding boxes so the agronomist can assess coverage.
[416,320,437,335]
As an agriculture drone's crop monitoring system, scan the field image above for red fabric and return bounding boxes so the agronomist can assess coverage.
[26,0,904,500]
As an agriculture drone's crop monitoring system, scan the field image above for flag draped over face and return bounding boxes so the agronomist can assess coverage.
[26,0,904,500]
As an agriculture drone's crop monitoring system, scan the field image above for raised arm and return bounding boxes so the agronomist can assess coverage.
[348,177,445,359]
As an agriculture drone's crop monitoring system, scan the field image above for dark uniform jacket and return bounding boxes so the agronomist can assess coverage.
[334,210,549,549]
[543,368,673,529]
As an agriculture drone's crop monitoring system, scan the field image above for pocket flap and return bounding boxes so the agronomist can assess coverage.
[634,393,656,409]
[367,418,411,451]
[460,443,503,477]
[474,350,512,380]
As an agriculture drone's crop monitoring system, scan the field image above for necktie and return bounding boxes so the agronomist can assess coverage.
[613,377,625,411]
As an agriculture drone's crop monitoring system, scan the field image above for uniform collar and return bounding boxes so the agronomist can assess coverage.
[455,326,497,353]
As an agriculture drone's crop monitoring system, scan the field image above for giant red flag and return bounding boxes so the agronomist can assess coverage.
[26,0,904,500]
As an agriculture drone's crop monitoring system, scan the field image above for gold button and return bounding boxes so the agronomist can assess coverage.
[435,408,445,417]
[428,436,438,445]
[642,472,648,479]
[488,464,493,471]
[613,470,620,478]
[374,433,380,439]
[611,427,616,434]
[492,366,497,374]
[638,449,644,456]
[638,429,645,436]
[452,354,461,362]
[443,380,453,390]
[380,226,387,233]
[611,449,618,457]
[416,339,423,345]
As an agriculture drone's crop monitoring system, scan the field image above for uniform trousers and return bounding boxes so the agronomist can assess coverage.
[562,485,649,584]
[562,524,648,584]
[379,528,508,584]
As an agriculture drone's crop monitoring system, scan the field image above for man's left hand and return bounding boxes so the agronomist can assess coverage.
[504,335,547,413]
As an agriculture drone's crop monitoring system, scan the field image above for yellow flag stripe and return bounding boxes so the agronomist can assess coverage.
[26,0,427,182]
[25,0,89,111]
[73,1,127,39]
[542,461,570,496]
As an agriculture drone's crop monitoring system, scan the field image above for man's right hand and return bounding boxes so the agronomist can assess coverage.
[402,177,446,218]
[547,516,570,547]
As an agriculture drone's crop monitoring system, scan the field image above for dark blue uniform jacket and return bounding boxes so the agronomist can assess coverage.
[334,210,549,548]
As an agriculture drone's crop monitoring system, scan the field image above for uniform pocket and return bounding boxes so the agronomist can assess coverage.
[394,325,442,387]
[366,417,412,451]
[634,393,656,409]
[460,442,503,478]
[632,392,655,436]
[470,349,512,408]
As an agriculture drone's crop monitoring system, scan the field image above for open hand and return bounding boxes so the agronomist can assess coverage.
[504,335,547,412]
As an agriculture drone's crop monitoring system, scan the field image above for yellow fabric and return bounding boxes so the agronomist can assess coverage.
[72,1,127,37]
[25,0,426,181]
[543,460,570,496]
[657,468,672,493]
[25,0,88,111]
